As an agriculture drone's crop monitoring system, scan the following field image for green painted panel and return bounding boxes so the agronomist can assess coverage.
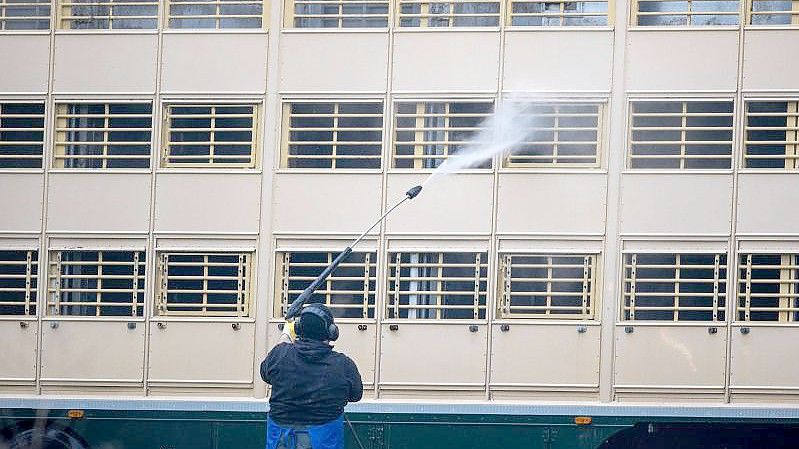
[386,423,549,449]
[215,421,266,449]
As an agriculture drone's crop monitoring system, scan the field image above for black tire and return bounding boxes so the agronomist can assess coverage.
[2,423,88,449]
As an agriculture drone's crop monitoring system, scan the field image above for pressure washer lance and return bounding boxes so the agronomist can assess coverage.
[284,185,423,320]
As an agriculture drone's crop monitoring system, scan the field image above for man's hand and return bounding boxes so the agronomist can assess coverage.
[279,320,297,343]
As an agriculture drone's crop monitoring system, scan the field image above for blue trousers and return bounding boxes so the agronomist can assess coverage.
[266,415,344,449]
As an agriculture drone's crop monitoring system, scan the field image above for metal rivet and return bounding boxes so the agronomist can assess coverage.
[577,326,587,334]
[50,322,59,329]
[708,327,717,335]
[741,327,750,335]
[500,324,510,332]
[127,322,137,330]
[277,323,284,331]
[624,326,634,334]
[358,324,368,331]
[19,321,29,329]
[232,323,241,331]
[157,322,167,330]
[468,325,479,333]
[389,324,399,332]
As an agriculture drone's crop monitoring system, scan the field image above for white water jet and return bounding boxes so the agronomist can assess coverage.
[422,100,539,187]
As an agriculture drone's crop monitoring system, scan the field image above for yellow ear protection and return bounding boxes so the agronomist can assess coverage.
[295,303,339,342]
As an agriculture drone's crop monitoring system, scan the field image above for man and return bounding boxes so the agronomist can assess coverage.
[261,303,363,449]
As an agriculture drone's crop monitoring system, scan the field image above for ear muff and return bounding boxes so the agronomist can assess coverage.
[297,304,339,341]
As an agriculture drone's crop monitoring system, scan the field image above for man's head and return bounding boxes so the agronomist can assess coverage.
[295,303,339,342]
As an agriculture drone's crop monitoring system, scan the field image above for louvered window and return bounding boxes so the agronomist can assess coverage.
[0,102,45,169]
[509,0,609,26]
[393,100,493,169]
[499,254,596,319]
[623,253,727,322]
[744,100,799,169]
[0,0,50,30]
[168,0,265,28]
[749,0,799,24]
[504,102,602,168]
[738,254,799,322]
[282,101,383,169]
[0,250,38,316]
[157,252,251,317]
[276,251,377,319]
[288,0,389,27]
[47,250,146,317]
[634,0,739,26]
[398,0,500,26]
[387,251,488,320]
[54,103,152,169]
[162,104,258,168]
[58,0,158,29]
[628,100,734,169]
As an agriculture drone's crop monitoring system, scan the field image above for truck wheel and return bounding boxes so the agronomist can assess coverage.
[4,425,88,449]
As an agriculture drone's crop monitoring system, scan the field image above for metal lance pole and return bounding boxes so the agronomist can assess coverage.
[284,185,423,319]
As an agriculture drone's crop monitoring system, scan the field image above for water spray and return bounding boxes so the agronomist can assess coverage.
[284,185,423,319]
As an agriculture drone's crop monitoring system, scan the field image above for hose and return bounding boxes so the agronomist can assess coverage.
[344,413,368,449]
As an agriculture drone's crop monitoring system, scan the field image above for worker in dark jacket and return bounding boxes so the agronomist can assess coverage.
[261,303,363,449]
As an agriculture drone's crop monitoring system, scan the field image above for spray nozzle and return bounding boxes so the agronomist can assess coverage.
[406,185,423,199]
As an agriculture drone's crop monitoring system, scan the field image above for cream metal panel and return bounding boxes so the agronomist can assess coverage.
[625,31,738,91]
[272,173,382,233]
[161,34,268,93]
[379,323,487,388]
[391,32,500,92]
[743,31,799,91]
[620,174,733,235]
[0,321,38,384]
[737,174,799,235]
[40,320,145,384]
[52,35,157,93]
[279,33,389,92]
[730,326,799,392]
[148,321,255,385]
[614,325,726,389]
[154,173,260,234]
[502,31,613,92]
[496,173,607,235]
[46,173,151,233]
[266,322,377,387]
[385,174,493,234]
[498,239,603,253]
[0,173,43,232]
[490,324,600,389]
[0,36,49,93]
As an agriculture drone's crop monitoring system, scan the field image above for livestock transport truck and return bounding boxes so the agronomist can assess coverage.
[4,0,799,446]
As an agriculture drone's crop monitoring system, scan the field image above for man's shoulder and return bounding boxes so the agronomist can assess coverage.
[268,342,294,358]
[330,348,358,368]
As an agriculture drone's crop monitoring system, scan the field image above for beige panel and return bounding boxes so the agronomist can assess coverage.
[266,322,376,387]
[392,32,500,92]
[743,30,799,90]
[0,36,49,92]
[614,326,726,387]
[161,34,268,93]
[379,323,487,386]
[620,174,733,235]
[503,31,613,92]
[730,327,799,389]
[737,174,799,235]
[490,324,600,387]
[272,174,382,233]
[626,31,738,91]
[738,240,799,254]
[47,173,151,232]
[280,33,388,92]
[41,320,145,382]
[0,173,43,232]
[155,173,260,233]
[148,321,255,384]
[385,174,493,234]
[498,239,603,252]
[497,173,606,235]
[0,321,38,383]
[53,35,157,93]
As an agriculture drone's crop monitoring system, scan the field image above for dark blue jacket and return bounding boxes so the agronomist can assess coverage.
[261,339,363,426]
